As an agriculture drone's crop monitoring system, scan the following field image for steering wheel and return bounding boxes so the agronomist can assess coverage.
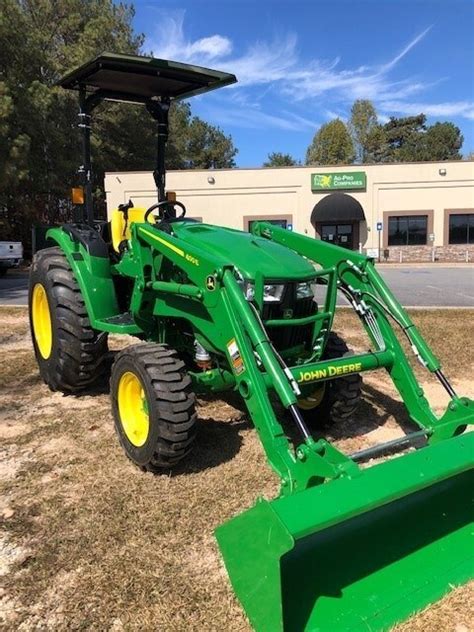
[144,200,186,224]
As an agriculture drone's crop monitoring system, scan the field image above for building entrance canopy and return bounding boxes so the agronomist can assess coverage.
[311,193,366,226]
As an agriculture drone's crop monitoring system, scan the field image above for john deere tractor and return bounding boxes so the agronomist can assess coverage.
[29,53,473,631]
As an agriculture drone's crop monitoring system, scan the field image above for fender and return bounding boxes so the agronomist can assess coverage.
[46,225,120,325]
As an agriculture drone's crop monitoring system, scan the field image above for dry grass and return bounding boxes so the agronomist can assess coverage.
[334,307,473,377]
[0,307,472,630]
[394,584,474,632]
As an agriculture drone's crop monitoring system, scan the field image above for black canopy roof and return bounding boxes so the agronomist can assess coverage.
[58,52,237,103]
[311,193,366,226]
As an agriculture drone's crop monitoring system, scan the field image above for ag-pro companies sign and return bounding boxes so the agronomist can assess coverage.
[311,171,366,191]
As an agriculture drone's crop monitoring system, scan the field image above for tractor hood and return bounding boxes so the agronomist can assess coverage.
[172,223,315,280]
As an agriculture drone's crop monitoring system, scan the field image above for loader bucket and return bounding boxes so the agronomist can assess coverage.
[216,432,474,632]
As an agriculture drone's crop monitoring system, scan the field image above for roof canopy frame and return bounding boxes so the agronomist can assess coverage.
[59,52,236,103]
[59,52,237,226]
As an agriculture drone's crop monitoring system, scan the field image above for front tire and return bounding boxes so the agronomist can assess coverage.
[110,344,197,471]
[298,332,362,425]
[29,247,108,392]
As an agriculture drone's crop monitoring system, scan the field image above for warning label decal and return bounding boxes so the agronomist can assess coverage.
[227,338,245,375]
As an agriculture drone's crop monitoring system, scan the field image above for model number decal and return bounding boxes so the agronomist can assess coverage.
[139,228,199,265]
[185,253,199,266]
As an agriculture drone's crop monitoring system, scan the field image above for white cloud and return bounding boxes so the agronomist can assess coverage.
[188,35,233,59]
[378,26,432,73]
[148,11,232,62]
[281,110,318,130]
[380,100,474,119]
[378,113,391,124]
[221,35,300,86]
[148,16,430,99]
[324,109,347,122]
[203,104,317,131]
[145,14,473,128]
[282,31,434,103]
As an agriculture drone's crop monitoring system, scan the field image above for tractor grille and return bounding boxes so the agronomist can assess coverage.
[261,283,317,352]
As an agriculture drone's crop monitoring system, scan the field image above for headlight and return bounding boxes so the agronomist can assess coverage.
[243,280,255,301]
[237,279,284,303]
[263,284,285,302]
[296,281,314,299]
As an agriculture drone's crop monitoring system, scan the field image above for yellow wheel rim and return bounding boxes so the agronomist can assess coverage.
[31,283,53,359]
[297,384,326,410]
[117,371,150,447]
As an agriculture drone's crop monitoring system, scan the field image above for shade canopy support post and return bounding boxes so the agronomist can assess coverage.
[78,87,102,226]
[146,98,171,210]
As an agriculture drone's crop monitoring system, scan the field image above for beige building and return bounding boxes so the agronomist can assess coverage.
[105,160,474,262]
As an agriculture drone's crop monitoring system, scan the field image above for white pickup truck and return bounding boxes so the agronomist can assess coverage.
[0,241,23,276]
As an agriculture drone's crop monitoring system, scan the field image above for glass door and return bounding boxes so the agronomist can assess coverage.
[320,223,354,249]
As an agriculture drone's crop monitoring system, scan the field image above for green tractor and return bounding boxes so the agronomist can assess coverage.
[29,53,473,631]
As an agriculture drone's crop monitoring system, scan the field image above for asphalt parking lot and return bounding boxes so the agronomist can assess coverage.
[0,270,29,306]
[373,265,474,307]
[2,265,473,308]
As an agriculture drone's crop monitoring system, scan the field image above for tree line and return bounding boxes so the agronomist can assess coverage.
[265,100,465,167]
[0,0,237,245]
[0,1,470,248]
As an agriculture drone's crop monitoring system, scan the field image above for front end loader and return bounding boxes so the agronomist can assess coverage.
[29,53,473,631]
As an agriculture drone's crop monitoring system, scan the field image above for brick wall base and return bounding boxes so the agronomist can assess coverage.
[370,245,474,263]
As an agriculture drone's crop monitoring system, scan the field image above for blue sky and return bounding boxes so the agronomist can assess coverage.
[132,0,474,166]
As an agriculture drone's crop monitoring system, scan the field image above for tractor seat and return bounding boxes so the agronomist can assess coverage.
[110,207,147,252]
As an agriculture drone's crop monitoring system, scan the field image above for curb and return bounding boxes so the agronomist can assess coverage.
[336,305,474,310]
[376,263,474,269]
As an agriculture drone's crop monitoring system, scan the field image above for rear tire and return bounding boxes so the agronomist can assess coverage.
[110,343,197,471]
[29,247,108,392]
[299,332,362,425]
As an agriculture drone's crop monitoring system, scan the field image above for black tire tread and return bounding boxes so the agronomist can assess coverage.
[322,332,363,423]
[29,247,108,392]
[111,343,197,470]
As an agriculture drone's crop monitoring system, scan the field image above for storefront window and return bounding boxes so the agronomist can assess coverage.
[388,216,427,246]
[247,218,288,232]
[449,214,473,244]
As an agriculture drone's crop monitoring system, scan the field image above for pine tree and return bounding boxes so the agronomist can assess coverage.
[0,0,237,244]
[348,100,378,163]
[263,152,299,167]
[306,119,355,165]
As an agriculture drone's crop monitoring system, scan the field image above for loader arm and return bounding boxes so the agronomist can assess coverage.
[108,219,473,498]
[215,223,473,632]
[252,221,474,445]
